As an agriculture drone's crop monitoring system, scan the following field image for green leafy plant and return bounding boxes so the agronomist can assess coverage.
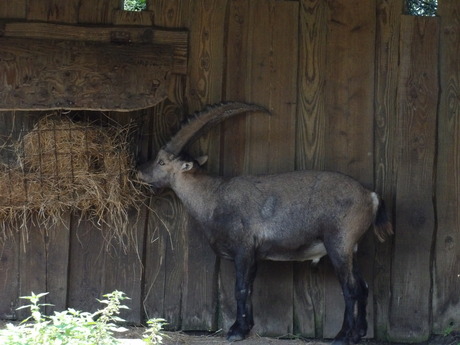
[406,0,437,16]
[123,0,147,11]
[143,318,168,345]
[0,291,166,345]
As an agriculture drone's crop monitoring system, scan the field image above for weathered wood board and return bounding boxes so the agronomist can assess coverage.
[142,1,190,331]
[67,212,144,324]
[218,0,299,337]
[43,217,71,315]
[0,1,26,19]
[388,15,439,343]
[433,0,460,334]
[247,0,298,337]
[67,216,109,314]
[27,0,80,23]
[293,0,329,337]
[218,0,252,334]
[180,0,226,331]
[0,230,19,320]
[78,0,118,24]
[323,0,376,339]
[2,22,187,49]
[142,102,188,329]
[0,23,188,111]
[373,0,402,338]
[15,217,71,319]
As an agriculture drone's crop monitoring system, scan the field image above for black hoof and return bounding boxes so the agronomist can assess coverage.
[331,338,350,345]
[227,333,245,342]
[227,323,250,342]
[351,332,363,344]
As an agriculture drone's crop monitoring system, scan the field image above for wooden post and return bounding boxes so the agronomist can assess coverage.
[433,0,460,335]
[142,1,191,330]
[180,0,227,331]
[388,15,439,342]
[293,0,329,338]
[373,0,403,339]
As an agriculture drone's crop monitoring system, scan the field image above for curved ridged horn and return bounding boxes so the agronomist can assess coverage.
[164,102,268,155]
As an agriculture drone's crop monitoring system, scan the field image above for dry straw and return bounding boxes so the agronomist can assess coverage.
[0,115,147,248]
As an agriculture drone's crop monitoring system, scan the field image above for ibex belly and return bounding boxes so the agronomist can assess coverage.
[259,241,327,263]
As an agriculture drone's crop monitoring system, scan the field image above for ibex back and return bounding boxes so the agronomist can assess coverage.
[137,102,393,345]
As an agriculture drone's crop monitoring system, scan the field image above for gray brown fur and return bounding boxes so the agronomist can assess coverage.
[137,102,393,345]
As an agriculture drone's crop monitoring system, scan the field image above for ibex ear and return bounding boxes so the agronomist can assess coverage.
[181,162,194,172]
[195,155,208,166]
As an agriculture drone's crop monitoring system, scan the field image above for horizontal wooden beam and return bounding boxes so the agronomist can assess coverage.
[0,22,188,111]
[1,22,187,45]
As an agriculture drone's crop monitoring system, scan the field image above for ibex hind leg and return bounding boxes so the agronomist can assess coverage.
[324,238,366,345]
[352,256,368,343]
[331,263,368,345]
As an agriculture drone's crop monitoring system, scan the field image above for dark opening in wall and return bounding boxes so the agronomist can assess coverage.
[406,0,437,16]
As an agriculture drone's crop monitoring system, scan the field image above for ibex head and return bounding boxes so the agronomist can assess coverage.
[137,102,267,188]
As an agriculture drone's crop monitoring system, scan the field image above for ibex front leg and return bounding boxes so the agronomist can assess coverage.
[227,252,257,341]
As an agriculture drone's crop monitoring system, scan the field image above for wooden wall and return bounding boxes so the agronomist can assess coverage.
[0,0,459,342]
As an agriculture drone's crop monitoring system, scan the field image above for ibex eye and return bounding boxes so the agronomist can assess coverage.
[158,160,165,166]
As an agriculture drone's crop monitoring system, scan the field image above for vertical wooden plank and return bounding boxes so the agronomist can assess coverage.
[143,1,190,330]
[142,101,188,330]
[323,0,376,339]
[243,0,298,337]
[140,105,171,327]
[68,216,106,314]
[388,15,439,343]
[219,0,251,334]
[0,1,26,19]
[246,2,298,173]
[1,122,70,320]
[17,223,47,319]
[374,0,402,339]
[142,192,167,322]
[0,112,20,320]
[222,0,299,336]
[149,190,187,328]
[180,0,227,332]
[27,0,80,24]
[433,0,460,334]
[293,0,329,338]
[0,113,70,318]
[113,10,154,26]
[78,0,118,24]
[96,112,145,325]
[221,0,250,175]
[66,111,145,324]
[102,217,144,323]
[0,230,20,320]
[69,217,144,323]
[296,0,328,172]
[44,217,71,315]
[324,0,376,187]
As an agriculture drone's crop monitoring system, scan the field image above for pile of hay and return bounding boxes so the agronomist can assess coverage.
[0,116,146,245]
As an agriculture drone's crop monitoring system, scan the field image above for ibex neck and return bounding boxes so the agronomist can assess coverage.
[171,173,222,223]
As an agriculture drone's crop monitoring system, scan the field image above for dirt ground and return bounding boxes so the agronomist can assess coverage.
[117,328,460,345]
[2,320,459,345]
[157,332,459,345]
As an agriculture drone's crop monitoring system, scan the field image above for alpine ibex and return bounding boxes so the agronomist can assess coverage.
[137,102,393,345]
